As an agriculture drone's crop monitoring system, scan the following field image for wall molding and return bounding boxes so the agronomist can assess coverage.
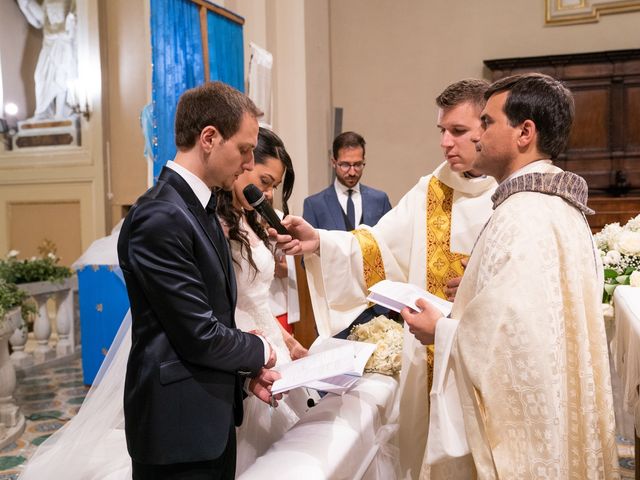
[545,0,640,25]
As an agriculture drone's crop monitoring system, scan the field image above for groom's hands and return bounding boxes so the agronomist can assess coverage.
[249,330,277,369]
[249,368,283,407]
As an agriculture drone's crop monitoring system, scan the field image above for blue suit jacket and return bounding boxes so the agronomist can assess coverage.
[302,183,392,230]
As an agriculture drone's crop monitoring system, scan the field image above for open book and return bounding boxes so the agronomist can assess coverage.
[366,279,452,317]
[271,337,377,395]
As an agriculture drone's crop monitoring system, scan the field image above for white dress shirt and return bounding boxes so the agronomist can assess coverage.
[334,179,362,227]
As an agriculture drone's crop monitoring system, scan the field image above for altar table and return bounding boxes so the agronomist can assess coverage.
[611,285,640,480]
[238,373,399,480]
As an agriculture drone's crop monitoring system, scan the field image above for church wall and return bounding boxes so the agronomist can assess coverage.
[329,0,640,204]
[100,0,152,229]
[228,0,333,216]
[0,2,39,120]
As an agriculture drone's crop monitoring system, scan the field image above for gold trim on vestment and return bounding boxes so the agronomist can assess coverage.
[351,228,386,290]
[425,177,468,393]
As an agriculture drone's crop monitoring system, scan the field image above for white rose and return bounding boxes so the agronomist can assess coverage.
[615,231,640,255]
[7,250,19,258]
[604,250,621,266]
[626,214,640,232]
[630,271,640,288]
[598,223,623,250]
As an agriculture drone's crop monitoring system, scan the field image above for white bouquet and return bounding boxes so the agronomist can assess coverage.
[347,315,402,376]
[594,214,640,304]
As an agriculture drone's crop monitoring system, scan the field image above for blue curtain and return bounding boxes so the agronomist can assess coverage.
[207,11,244,92]
[150,0,205,183]
[149,1,245,184]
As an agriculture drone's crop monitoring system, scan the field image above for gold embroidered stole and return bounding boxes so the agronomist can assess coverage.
[425,176,467,393]
[351,229,386,292]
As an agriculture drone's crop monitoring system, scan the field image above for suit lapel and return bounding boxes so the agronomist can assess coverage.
[360,185,370,226]
[160,168,235,296]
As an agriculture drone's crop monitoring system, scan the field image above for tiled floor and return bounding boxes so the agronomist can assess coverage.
[0,359,88,480]
[0,358,636,479]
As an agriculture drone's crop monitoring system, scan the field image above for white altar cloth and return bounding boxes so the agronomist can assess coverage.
[611,285,640,436]
[238,373,399,480]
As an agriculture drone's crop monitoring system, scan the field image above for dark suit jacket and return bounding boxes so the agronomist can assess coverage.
[117,167,265,465]
[302,183,392,230]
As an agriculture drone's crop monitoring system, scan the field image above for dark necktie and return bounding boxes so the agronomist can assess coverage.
[346,189,356,229]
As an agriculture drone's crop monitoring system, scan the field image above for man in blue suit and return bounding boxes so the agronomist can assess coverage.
[303,131,392,336]
[303,131,391,231]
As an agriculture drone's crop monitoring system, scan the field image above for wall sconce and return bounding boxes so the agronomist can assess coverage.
[67,79,92,121]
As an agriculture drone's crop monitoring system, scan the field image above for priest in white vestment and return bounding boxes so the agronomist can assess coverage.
[274,79,497,479]
[402,73,619,479]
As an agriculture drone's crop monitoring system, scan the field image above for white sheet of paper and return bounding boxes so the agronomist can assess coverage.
[366,279,452,316]
[304,376,360,395]
[272,338,376,394]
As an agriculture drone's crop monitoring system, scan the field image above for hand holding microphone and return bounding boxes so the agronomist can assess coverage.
[242,184,289,235]
[243,183,321,255]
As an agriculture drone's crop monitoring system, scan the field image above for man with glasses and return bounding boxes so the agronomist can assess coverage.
[303,131,392,337]
[303,131,391,231]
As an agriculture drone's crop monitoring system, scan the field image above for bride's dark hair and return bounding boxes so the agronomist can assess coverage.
[216,127,295,273]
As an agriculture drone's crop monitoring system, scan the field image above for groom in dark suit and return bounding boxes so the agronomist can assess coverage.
[118,82,279,480]
[303,131,392,337]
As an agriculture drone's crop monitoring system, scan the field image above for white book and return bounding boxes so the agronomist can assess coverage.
[271,337,376,395]
[366,279,452,317]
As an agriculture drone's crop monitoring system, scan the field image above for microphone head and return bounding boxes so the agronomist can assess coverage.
[242,184,265,207]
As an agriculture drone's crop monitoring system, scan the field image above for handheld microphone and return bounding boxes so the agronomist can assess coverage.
[242,184,290,235]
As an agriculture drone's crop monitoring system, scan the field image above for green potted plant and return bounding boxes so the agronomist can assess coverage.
[0,278,35,332]
[0,241,72,285]
[1,241,74,365]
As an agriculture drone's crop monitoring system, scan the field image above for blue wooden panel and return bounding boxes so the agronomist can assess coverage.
[77,266,129,385]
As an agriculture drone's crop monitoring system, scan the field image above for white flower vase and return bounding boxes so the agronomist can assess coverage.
[0,308,26,449]
[32,291,55,363]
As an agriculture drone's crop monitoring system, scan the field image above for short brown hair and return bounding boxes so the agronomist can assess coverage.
[485,73,574,159]
[435,78,490,110]
[332,131,366,160]
[174,81,262,150]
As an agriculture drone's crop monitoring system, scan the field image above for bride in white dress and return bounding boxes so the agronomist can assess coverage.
[216,126,310,475]
[18,128,307,479]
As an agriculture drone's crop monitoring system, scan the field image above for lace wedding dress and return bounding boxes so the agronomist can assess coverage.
[19,222,306,479]
[231,220,309,476]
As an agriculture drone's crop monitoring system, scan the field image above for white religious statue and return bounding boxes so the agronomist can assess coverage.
[17,0,77,120]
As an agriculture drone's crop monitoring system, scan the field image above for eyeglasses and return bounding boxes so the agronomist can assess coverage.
[335,162,366,172]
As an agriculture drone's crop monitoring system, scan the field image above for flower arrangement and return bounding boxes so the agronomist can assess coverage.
[594,214,640,304]
[0,240,72,285]
[347,315,403,376]
[0,278,33,325]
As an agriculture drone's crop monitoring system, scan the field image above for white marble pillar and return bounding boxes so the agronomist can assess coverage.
[0,308,26,449]
[8,313,32,369]
[54,288,74,356]
[32,291,55,363]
